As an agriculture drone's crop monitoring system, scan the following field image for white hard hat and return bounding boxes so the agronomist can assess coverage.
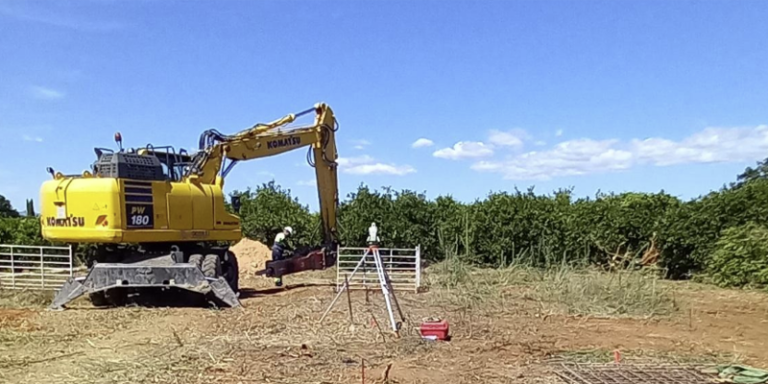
[284,226,293,235]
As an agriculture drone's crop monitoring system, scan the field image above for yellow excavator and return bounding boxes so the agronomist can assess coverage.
[42,103,340,309]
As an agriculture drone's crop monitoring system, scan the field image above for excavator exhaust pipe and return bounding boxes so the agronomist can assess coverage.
[50,262,241,310]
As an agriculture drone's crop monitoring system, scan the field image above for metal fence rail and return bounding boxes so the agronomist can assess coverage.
[0,244,73,290]
[336,245,421,293]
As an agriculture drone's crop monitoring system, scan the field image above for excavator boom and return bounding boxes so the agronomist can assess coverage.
[187,103,340,247]
[195,103,341,278]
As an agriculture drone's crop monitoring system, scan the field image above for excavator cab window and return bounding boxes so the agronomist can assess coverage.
[159,163,174,181]
[138,145,193,182]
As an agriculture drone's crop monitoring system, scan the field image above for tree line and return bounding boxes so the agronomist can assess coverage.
[3,159,768,288]
[234,160,768,289]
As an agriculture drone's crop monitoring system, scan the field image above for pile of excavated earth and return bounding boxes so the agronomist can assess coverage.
[229,237,272,276]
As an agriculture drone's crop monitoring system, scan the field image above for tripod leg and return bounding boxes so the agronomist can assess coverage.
[373,249,398,332]
[319,249,369,324]
[377,250,406,323]
[383,269,406,323]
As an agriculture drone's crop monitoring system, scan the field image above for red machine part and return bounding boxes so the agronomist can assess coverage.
[420,319,449,340]
[257,249,336,278]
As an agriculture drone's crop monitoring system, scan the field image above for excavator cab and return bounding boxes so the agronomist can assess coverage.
[91,132,196,183]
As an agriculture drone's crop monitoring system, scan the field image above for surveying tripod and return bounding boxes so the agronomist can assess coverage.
[320,244,405,332]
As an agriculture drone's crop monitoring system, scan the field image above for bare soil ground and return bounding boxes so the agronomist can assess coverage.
[1,266,767,384]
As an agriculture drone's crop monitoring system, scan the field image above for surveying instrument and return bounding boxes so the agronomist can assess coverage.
[319,223,405,333]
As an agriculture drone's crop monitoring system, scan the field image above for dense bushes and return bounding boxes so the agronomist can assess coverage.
[338,186,443,253]
[3,159,768,287]
[0,217,47,245]
[230,181,318,247]
[229,163,768,287]
[0,196,47,246]
[706,223,768,288]
[0,195,20,218]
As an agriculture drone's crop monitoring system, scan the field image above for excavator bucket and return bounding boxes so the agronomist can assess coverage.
[50,261,241,310]
[257,248,337,278]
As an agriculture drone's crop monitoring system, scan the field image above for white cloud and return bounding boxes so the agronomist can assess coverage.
[432,129,527,159]
[346,163,416,175]
[337,155,416,175]
[534,140,546,146]
[28,86,64,100]
[350,139,371,150]
[470,125,768,180]
[411,138,434,148]
[471,139,633,180]
[297,179,317,186]
[0,2,125,32]
[22,135,43,143]
[337,155,374,167]
[471,161,503,172]
[556,129,564,137]
[630,126,768,166]
[433,141,494,160]
[488,129,525,148]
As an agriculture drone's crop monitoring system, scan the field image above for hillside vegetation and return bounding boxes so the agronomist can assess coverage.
[3,159,768,289]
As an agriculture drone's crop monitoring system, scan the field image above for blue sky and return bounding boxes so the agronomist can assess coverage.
[1,0,767,212]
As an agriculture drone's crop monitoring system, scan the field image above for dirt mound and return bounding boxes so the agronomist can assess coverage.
[230,237,272,275]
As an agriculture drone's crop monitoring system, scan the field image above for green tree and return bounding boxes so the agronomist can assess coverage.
[0,195,19,218]
[26,199,36,217]
[731,157,768,188]
[0,217,47,245]
[659,179,768,278]
[338,185,438,255]
[706,222,768,288]
[231,181,318,248]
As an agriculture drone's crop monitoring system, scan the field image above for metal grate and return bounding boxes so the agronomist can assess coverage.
[554,363,717,384]
[0,244,74,291]
[94,152,165,181]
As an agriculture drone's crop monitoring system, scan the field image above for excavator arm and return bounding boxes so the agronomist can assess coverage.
[186,103,340,277]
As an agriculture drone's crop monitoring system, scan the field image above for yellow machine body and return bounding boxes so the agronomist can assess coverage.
[39,102,339,249]
[39,176,241,244]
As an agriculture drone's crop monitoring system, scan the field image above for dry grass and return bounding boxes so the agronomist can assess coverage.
[427,259,676,318]
[0,288,54,308]
[0,264,766,383]
[529,266,676,317]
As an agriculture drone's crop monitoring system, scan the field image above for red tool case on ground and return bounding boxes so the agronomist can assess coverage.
[419,319,449,340]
